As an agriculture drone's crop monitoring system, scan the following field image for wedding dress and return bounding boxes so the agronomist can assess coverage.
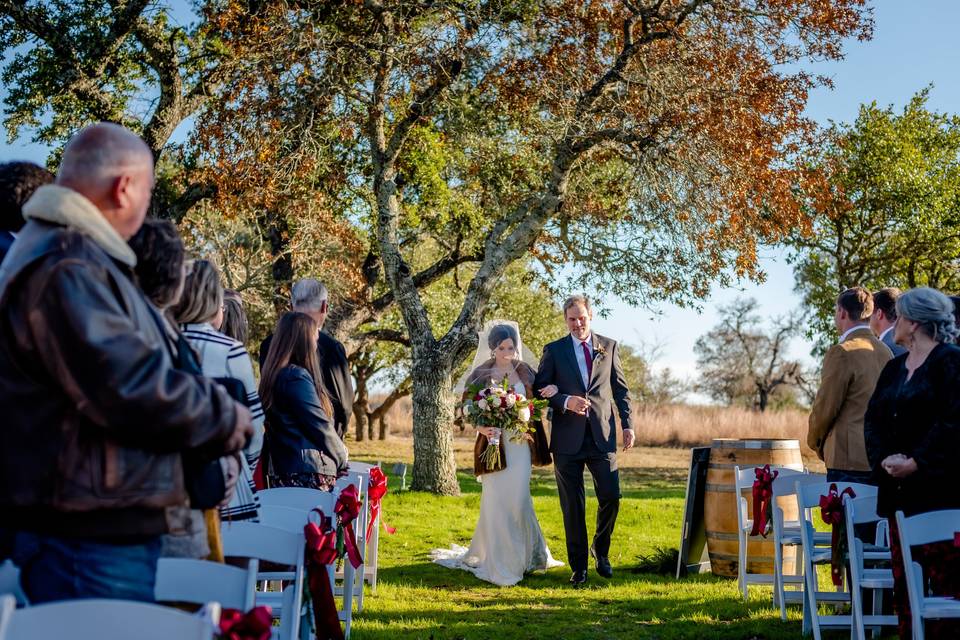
[431,381,563,586]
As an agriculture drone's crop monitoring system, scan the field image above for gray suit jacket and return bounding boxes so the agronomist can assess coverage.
[881,329,907,357]
[534,333,633,454]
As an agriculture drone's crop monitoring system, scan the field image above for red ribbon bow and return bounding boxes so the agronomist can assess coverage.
[366,467,397,541]
[304,511,345,640]
[335,485,364,570]
[749,465,779,538]
[819,483,856,586]
[218,605,272,640]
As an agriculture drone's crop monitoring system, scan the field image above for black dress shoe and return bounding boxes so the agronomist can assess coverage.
[569,569,588,586]
[590,545,613,579]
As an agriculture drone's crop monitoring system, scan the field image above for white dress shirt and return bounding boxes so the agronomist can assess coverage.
[879,326,894,344]
[571,333,594,388]
[839,324,871,343]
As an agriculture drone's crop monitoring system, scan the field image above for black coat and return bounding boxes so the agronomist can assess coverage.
[864,343,960,517]
[260,331,354,438]
[533,333,633,454]
[265,365,348,477]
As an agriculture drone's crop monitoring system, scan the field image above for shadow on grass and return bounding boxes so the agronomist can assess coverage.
[355,571,800,640]
[454,468,686,502]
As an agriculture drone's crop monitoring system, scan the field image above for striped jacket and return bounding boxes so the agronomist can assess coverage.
[182,322,265,521]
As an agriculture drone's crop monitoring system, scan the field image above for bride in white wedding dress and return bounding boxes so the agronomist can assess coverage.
[431,321,564,586]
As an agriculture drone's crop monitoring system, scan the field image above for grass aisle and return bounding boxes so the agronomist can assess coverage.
[349,439,806,640]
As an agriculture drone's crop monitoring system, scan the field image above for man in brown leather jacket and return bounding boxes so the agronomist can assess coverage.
[0,123,253,603]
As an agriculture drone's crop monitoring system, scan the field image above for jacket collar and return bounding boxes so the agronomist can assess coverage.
[22,185,136,267]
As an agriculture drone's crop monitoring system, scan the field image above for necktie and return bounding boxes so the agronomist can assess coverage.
[581,340,593,382]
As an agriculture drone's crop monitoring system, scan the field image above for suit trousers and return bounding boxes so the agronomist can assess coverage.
[553,429,621,572]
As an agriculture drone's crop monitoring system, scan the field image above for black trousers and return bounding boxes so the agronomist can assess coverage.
[553,431,621,572]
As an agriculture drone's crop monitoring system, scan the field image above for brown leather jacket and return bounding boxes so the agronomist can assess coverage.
[0,217,238,538]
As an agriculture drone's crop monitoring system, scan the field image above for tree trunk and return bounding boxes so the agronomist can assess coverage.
[378,414,389,440]
[353,365,369,442]
[409,355,459,495]
[368,412,375,441]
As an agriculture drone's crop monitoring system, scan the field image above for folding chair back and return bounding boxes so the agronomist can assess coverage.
[845,495,896,640]
[221,521,306,640]
[895,509,960,640]
[2,598,218,640]
[770,472,827,619]
[796,481,878,640]
[732,464,804,601]
[155,557,257,611]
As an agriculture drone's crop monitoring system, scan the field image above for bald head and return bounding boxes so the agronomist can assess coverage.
[57,122,155,239]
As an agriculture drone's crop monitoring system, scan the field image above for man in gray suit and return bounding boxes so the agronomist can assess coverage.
[870,287,906,357]
[534,295,633,586]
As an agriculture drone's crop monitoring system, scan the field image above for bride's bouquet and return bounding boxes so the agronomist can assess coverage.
[461,376,548,471]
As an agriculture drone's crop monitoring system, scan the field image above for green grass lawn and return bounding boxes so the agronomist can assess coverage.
[348,455,820,640]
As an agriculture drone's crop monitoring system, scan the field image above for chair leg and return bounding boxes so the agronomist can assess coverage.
[870,588,883,640]
[739,532,749,601]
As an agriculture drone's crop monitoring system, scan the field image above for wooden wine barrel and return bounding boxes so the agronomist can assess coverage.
[703,438,803,578]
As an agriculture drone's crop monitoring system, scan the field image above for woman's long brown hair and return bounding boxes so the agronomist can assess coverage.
[258,311,332,415]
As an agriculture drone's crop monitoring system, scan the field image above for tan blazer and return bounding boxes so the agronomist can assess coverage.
[808,327,892,471]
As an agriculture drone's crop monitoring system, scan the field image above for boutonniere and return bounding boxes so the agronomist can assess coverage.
[594,344,607,359]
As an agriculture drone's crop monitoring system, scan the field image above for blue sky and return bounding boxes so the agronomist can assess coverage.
[589,0,960,383]
[2,1,958,388]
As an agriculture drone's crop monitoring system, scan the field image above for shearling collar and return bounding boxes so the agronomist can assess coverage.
[22,184,137,267]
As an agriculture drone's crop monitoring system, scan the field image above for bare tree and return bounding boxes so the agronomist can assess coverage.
[694,298,803,412]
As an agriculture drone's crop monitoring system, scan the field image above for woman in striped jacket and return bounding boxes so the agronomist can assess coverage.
[173,259,264,522]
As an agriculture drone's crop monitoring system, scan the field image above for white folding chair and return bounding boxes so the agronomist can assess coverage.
[733,464,804,602]
[0,561,27,607]
[348,461,384,591]
[249,490,356,637]
[334,473,369,612]
[221,521,306,640]
[798,481,878,640]
[0,598,219,640]
[846,496,896,640]
[772,472,830,620]
[895,509,960,640]
[155,557,258,611]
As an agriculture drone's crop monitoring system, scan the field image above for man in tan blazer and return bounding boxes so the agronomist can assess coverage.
[808,287,892,484]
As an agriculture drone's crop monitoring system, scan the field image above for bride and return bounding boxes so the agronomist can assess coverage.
[431,321,564,586]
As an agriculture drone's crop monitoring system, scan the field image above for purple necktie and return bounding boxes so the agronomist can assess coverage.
[581,341,593,381]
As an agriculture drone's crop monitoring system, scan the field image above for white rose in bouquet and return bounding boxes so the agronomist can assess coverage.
[518,406,531,422]
[477,398,488,410]
[505,393,516,408]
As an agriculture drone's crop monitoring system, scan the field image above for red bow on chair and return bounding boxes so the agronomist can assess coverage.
[366,467,397,541]
[335,485,364,570]
[749,465,779,538]
[218,606,273,640]
[304,511,345,640]
[819,483,856,586]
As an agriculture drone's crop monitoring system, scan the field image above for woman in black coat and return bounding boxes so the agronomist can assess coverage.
[864,287,960,639]
[259,312,348,491]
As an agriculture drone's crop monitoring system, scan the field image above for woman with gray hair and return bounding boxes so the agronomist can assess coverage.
[864,287,960,639]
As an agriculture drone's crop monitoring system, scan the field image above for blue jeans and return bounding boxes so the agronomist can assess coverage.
[826,468,875,485]
[10,531,161,603]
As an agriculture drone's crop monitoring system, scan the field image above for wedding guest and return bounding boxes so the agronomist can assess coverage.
[260,279,354,438]
[129,220,239,559]
[0,161,53,262]
[808,287,891,484]
[221,289,249,345]
[871,287,907,356]
[0,123,250,603]
[259,312,348,491]
[173,259,264,522]
[865,287,960,639]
